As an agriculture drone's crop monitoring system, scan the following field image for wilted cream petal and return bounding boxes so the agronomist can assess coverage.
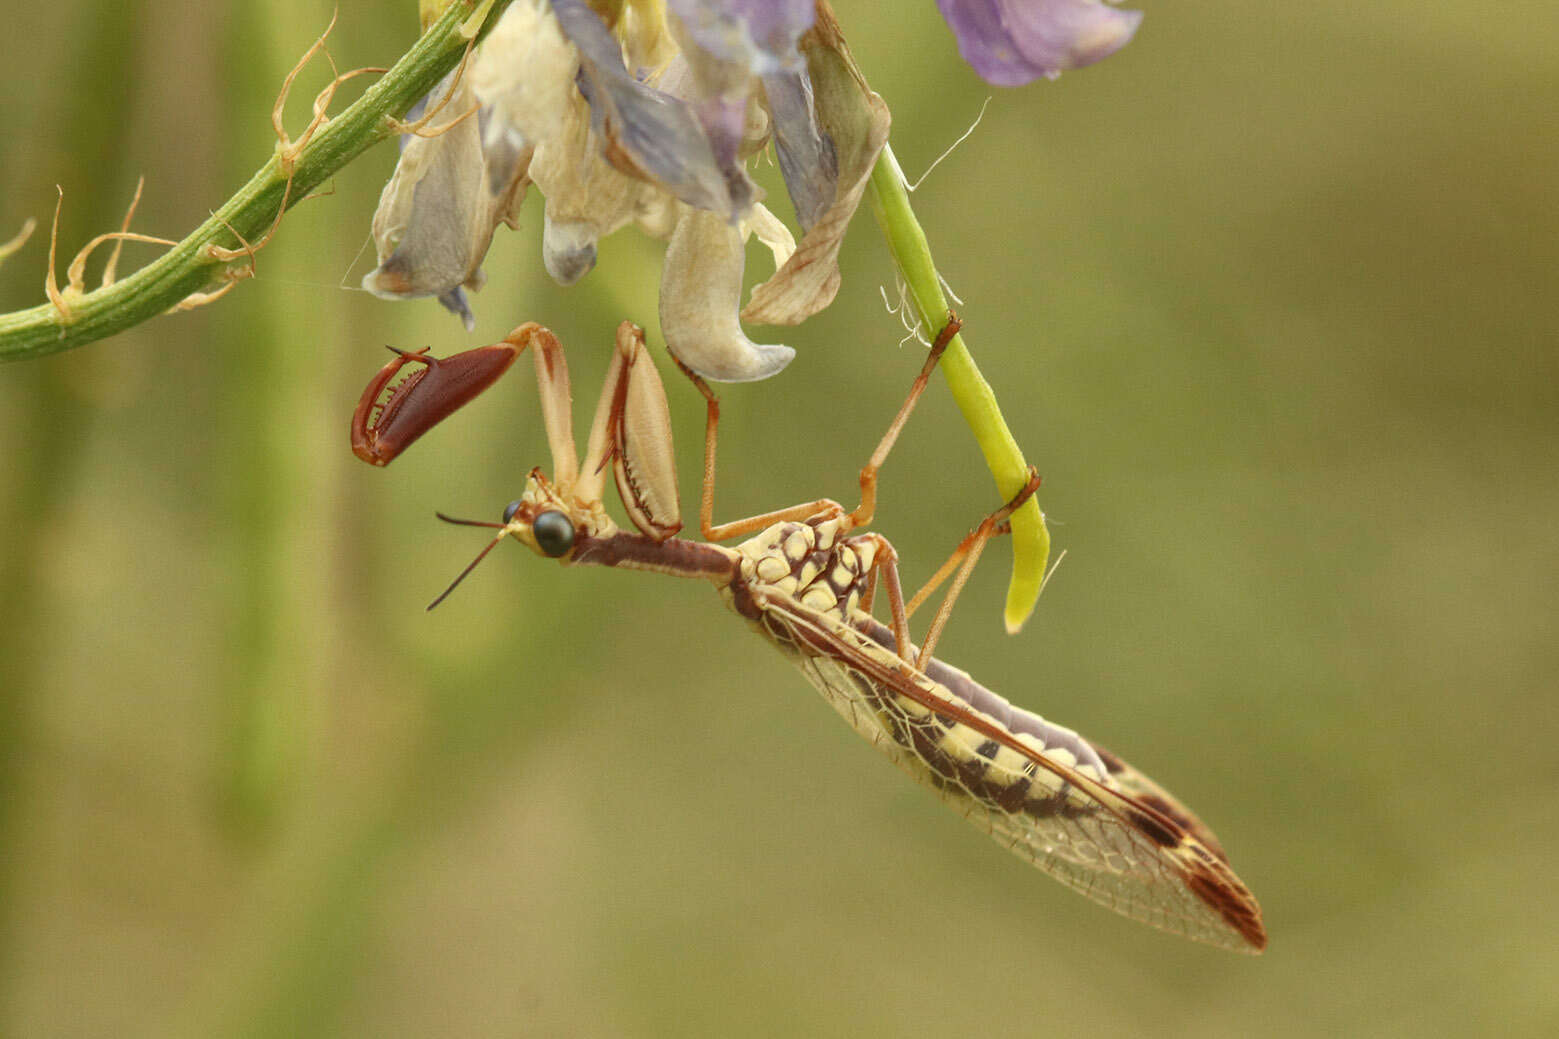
[470,0,578,153]
[528,87,671,286]
[620,1,679,73]
[744,202,796,269]
[660,206,794,382]
[634,191,683,241]
[741,8,889,326]
[542,216,597,285]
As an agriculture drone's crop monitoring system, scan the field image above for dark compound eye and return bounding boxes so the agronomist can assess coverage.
[502,499,524,524]
[532,510,575,558]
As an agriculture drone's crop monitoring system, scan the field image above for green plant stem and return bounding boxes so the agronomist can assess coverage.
[0,0,511,364]
[867,143,1049,632]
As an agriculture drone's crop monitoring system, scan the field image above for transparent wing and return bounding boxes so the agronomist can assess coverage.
[751,590,1266,953]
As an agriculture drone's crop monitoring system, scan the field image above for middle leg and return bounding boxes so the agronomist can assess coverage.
[671,354,843,542]
[859,466,1041,670]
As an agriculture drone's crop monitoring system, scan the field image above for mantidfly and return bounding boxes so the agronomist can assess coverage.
[356,316,1267,952]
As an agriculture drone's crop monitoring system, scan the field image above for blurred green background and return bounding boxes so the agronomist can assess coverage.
[2,2,1556,1035]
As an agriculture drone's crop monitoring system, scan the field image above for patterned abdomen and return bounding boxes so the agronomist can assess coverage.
[721,514,1266,951]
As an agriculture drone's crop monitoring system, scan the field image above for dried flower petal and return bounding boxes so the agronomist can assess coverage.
[361,0,891,366]
[663,0,814,219]
[470,0,578,152]
[764,68,836,232]
[741,8,889,326]
[542,216,597,285]
[362,72,529,330]
[745,202,796,270]
[660,206,794,382]
[527,84,667,285]
[667,0,815,73]
[936,0,1142,86]
[553,0,742,218]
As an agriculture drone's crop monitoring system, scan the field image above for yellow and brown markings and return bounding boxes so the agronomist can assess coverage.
[725,534,1267,952]
[734,517,878,621]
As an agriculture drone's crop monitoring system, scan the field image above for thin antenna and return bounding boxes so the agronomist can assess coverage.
[428,514,510,610]
[433,512,505,528]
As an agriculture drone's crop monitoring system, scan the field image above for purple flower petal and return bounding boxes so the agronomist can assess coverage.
[662,2,819,221]
[937,0,1142,86]
[667,0,815,74]
[741,8,889,326]
[764,68,837,232]
[436,286,477,330]
[552,0,740,218]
